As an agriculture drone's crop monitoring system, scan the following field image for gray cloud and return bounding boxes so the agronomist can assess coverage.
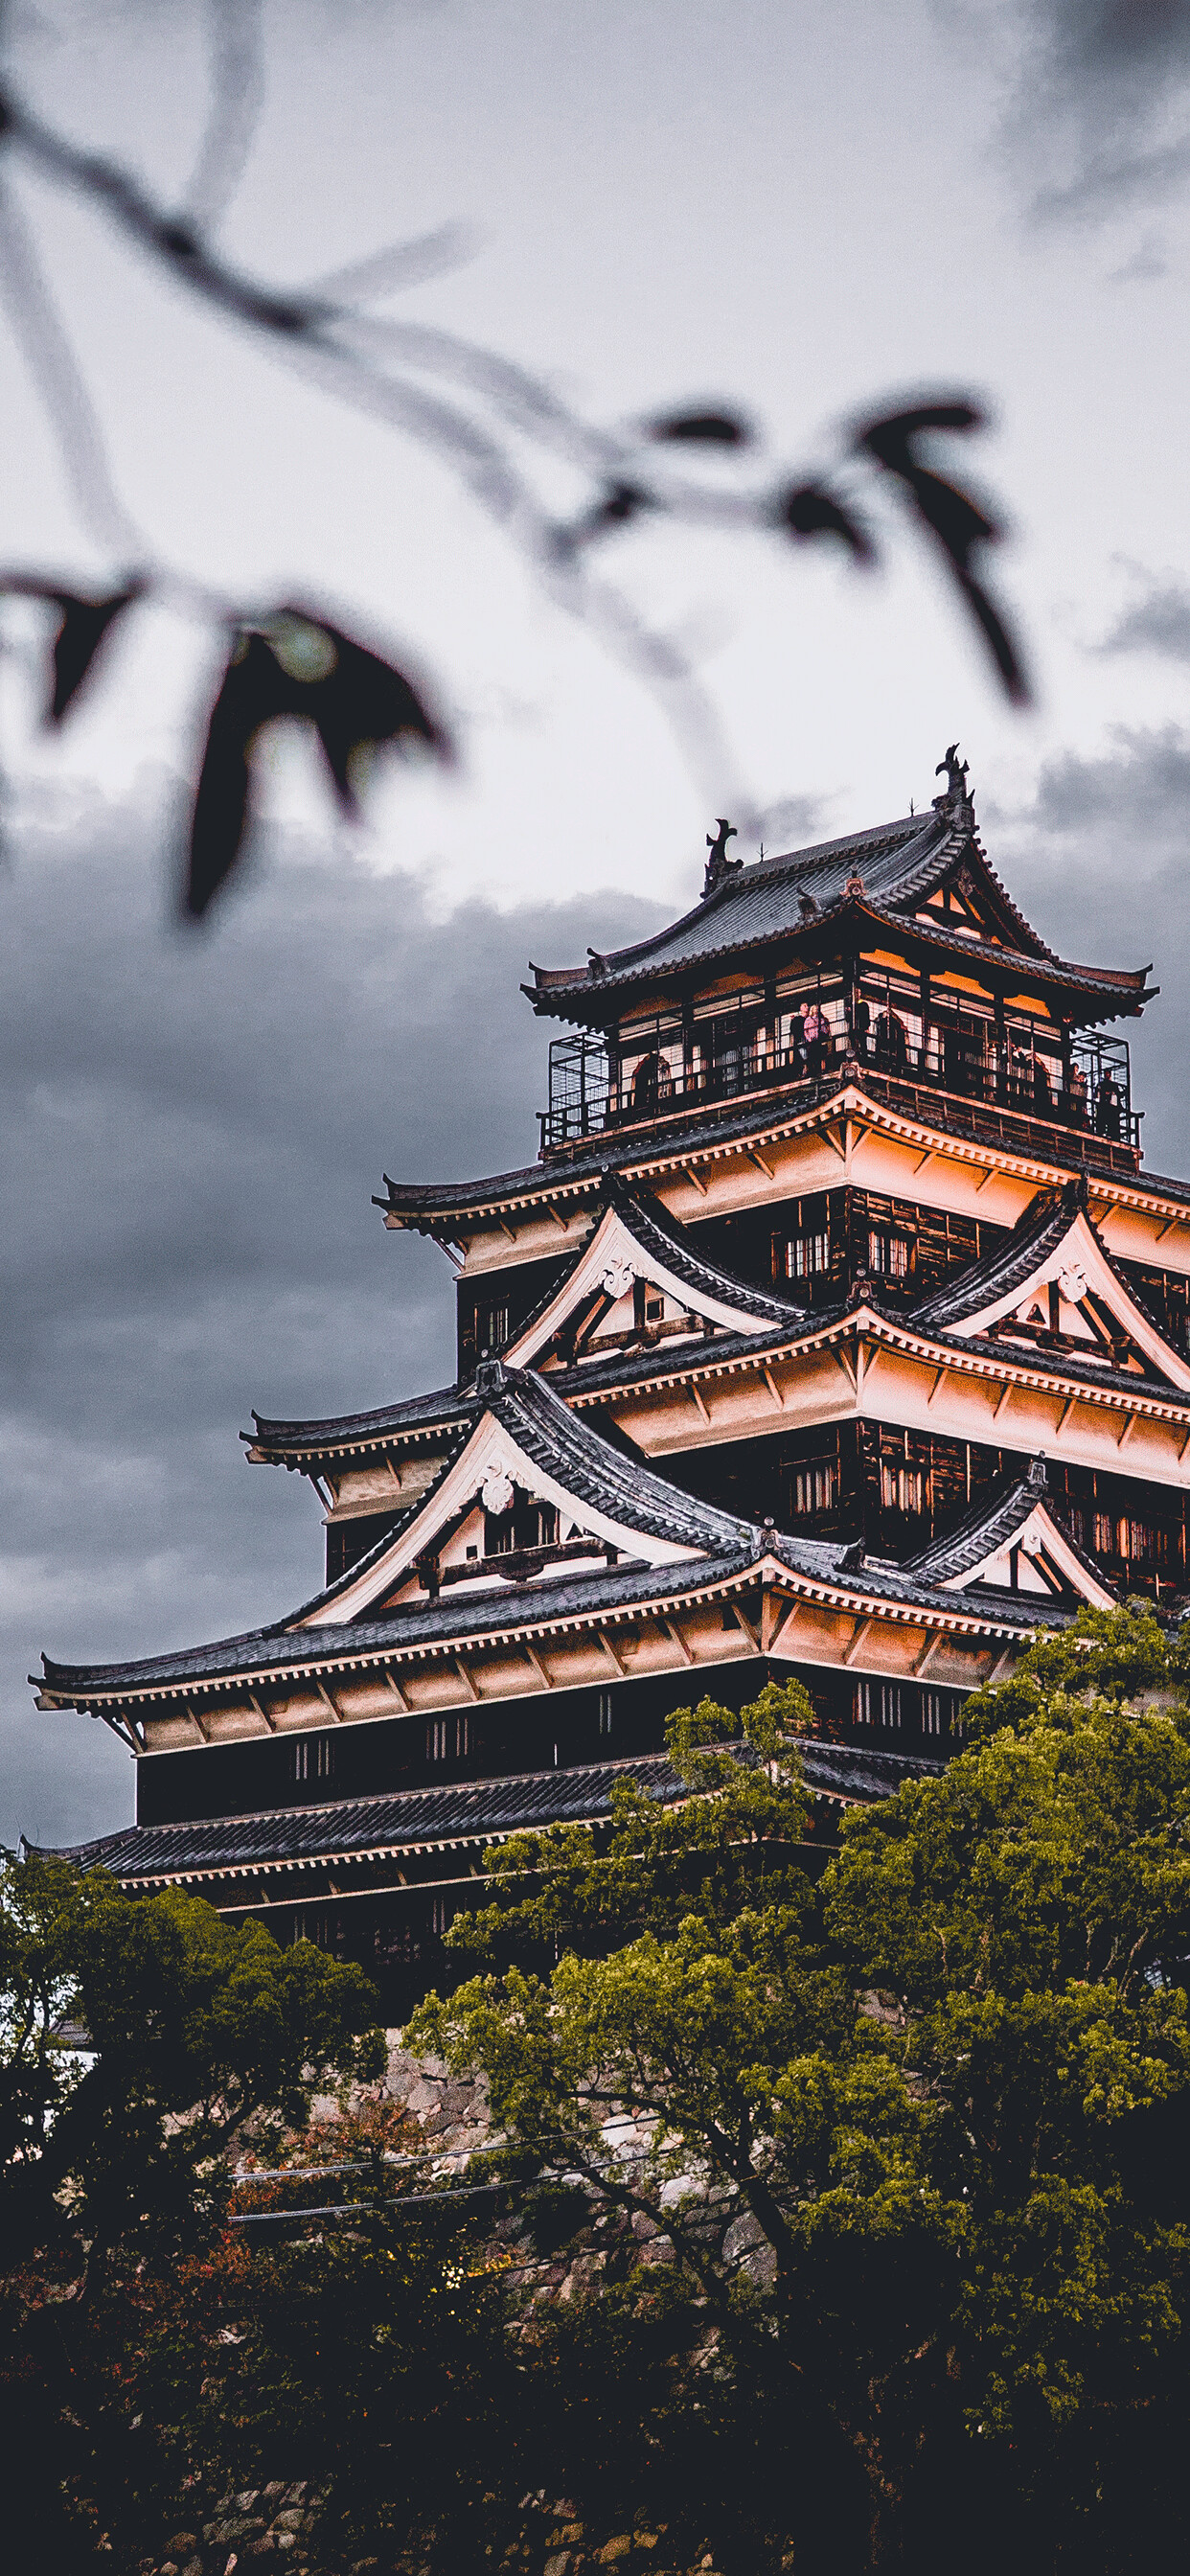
[1095,574,1190,662]
[9,728,1190,1855]
[0,790,662,1849]
[988,724,1190,1172]
[987,0,1190,223]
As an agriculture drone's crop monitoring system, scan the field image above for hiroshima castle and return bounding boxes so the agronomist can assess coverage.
[38,749,1190,2008]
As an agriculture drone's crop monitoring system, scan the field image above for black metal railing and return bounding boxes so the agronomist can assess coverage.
[539,1021,1140,1158]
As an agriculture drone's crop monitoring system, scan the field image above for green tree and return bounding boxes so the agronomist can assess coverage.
[0,1852,386,2567]
[412,1620,1190,2568]
[1,1851,384,2279]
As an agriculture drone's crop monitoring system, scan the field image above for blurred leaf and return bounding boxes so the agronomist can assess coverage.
[283,611,453,814]
[185,632,290,921]
[49,586,145,723]
[556,481,656,557]
[778,481,874,565]
[185,613,452,917]
[649,408,753,448]
[853,401,1029,702]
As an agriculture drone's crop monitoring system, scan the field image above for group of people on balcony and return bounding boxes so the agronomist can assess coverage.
[620,1002,1127,1143]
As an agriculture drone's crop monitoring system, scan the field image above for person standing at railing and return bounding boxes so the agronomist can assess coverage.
[874,1004,907,1073]
[1096,1072,1122,1141]
[1068,1062,1087,1126]
[850,993,871,1059]
[802,999,826,1075]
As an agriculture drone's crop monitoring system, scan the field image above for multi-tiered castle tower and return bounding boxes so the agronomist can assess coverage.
[39,753,1190,2011]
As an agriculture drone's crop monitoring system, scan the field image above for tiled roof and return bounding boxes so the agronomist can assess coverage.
[38,1463,1072,1705]
[766,1529,1074,1634]
[911,1185,1081,1332]
[378,1071,1147,1230]
[526,815,946,999]
[249,1382,470,1454]
[252,1151,817,1455]
[900,1462,1087,1588]
[522,809,1153,1019]
[36,1548,760,1698]
[551,1279,1190,1417]
[244,1222,1190,1528]
[607,1182,807,1329]
[249,1351,759,1623]
[44,1737,947,1880]
[478,1360,756,1552]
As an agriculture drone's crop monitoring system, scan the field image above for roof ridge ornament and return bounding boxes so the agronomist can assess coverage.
[701,816,741,901]
[932,741,974,830]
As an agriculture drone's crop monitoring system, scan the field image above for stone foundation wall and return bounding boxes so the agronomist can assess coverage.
[139,2044,784,2576]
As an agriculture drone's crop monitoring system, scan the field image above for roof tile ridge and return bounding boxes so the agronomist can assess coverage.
[279,1430,472,1625]
[762,811,929,875]
[908,1187,1066,1329]
[858,894,1147,991]
[901,1462,1047,1576]
[494,1359,758,1548]
[246,1379,468,1449]
[63,1749,692,1855]
[967,834,1060,962]
[613,1180,809,1324]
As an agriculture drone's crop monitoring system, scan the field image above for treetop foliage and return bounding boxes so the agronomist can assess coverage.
[0,1851,383,2278]
[410,1606,1190,2552]
[10,1614,1190,2567]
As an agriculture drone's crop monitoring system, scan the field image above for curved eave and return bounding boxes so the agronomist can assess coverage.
[245,1408,469,1467]
[35,1542,1054,1718]
[37,1556,760,1709]
[561,1298,1190,1423]
[524,892,1155,1024]
[376,1077,1163,1240]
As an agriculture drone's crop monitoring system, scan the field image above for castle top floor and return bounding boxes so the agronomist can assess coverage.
[523,753,1155,1166]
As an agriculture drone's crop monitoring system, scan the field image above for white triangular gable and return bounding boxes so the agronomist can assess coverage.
[940,1498,1116,1608]
[295,1403,704,1627]
[504,1200,776,1369]
[948,1207,1190,1390]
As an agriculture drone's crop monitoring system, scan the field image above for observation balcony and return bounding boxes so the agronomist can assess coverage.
[538,984,1141,1173]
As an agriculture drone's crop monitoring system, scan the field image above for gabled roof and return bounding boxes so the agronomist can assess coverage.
[37,1494,1075,1712]
[290,1358,758,1627]
[583,1304,1190,1420]
[36,1548,763,1702]
[523,796,1155,1023]
[505,1181,806,1368]
[527,812,946,1005]
[912,1180,1190,1390]
[902,1460,1117,1607]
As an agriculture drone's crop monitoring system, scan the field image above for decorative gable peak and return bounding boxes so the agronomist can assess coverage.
[292,1360,755,1628]
[504,1183,803,1373]
[913,1182,1190,1391]
[904,1461,1116,1610]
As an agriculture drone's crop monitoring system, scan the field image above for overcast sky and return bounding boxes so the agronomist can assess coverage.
[3,0,1190,1845]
